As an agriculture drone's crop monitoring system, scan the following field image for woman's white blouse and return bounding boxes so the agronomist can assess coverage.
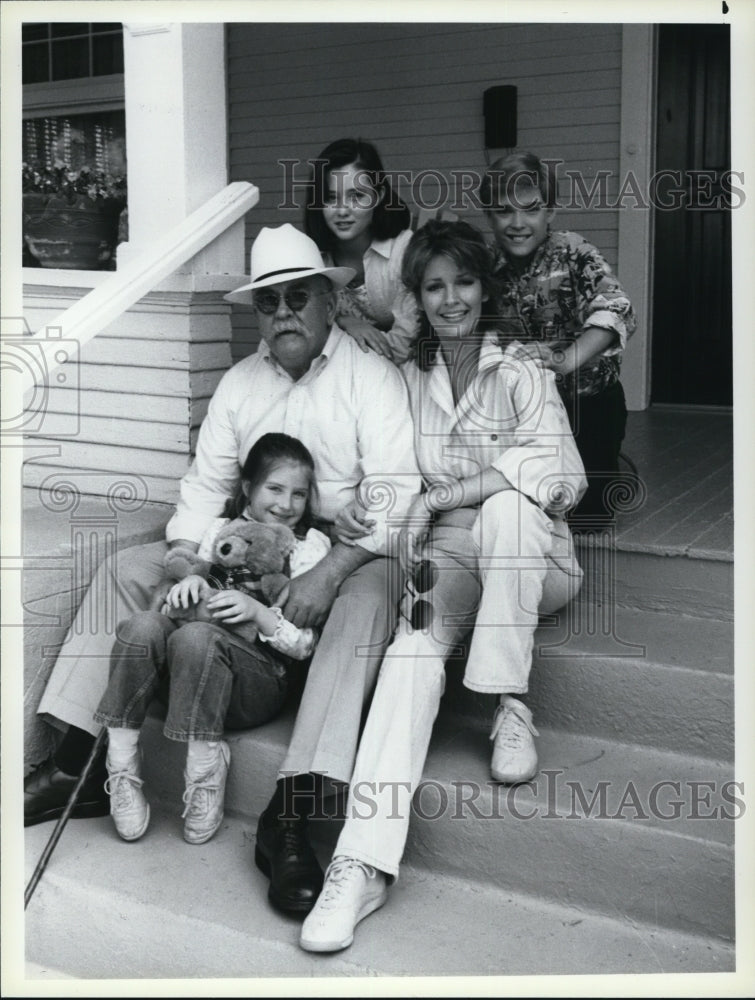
[400,334,587,516]
[326,231,420,362]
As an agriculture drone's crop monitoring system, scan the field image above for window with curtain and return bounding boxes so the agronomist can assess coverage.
[22,23,127,269]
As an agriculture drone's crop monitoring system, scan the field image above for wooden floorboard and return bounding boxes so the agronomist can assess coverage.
[615,408,732,559]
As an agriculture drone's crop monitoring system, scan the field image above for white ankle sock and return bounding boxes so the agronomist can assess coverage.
[107,727,140,769]
[186,740,221,776]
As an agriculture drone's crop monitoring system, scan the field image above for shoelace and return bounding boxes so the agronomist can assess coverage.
[182,775,221,819]
[490,703,539,748]
[104,771,144,811]
[276,820,308,856]
[317,858,375,910]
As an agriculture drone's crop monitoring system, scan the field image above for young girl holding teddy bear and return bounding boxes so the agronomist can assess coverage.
[93,433,330,846]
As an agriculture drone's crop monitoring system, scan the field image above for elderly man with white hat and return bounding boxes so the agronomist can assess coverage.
[25,225,421,910]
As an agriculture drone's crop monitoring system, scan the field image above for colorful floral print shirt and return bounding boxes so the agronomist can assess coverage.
[490,230,636,398]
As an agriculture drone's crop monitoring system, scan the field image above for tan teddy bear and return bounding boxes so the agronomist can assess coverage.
[153,518,297,645]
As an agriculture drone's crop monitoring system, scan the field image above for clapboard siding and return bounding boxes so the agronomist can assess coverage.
[56,365,227,397]
[32,364,206,398]
[227,23,620,69]
[34,415,190,452]
[227,21,625,362]
[24,461,182,506]
[43,387,189,423]
[21,284,233,500]
[26,441,191,480]
[232,92,623,137]
[24,295,234,343]
[72,338,228,371]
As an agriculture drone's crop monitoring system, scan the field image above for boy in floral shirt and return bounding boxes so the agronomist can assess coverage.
[480,151,636,524]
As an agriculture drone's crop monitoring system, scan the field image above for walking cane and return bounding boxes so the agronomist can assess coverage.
[25,729,107,909]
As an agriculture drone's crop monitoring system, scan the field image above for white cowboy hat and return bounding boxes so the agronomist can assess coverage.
[224,224,355,304]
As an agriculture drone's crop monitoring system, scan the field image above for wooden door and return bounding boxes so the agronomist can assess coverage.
[652,24,732,406]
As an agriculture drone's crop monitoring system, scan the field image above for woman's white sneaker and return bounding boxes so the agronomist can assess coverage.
[490,696,539,784]
[299,856,388,952]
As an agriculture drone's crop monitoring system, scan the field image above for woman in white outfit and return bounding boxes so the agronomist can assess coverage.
[299,220,587,952]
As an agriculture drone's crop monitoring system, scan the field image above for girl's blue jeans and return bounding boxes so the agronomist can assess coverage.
[93,611,290,742]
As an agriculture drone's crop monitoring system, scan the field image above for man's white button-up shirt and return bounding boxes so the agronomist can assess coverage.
[167,323,421,555]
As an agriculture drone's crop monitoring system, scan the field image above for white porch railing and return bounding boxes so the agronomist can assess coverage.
[21,181,258,396]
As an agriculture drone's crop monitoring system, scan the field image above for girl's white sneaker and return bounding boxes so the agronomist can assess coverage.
[182,740,231,845]
[104,752,150,842]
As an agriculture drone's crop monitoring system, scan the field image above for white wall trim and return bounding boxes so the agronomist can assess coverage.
[23,75,125,117]
[618,23,656,411]
[23,269,249,294]
[124,24,172,37]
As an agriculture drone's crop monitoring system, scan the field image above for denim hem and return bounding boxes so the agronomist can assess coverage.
[163,726,224,743]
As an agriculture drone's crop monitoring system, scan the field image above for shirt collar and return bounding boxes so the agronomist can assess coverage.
[478,331,505,371]
[427,331,503,373]
[258,322,344,378]
[492,232,553,277]
[479,331,529,371]
[321,322,346,358]
[366,237,393,260]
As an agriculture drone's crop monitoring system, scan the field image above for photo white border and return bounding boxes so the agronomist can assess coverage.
[2,1,753,996]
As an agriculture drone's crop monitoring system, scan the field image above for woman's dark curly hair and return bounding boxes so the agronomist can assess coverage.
[401,220,498,370]
[304,138,411,252]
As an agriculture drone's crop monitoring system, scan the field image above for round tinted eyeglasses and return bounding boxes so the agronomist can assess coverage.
[253,287,327,315]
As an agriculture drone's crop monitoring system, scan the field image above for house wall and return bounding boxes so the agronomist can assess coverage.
[22,278,233,504]
[227,21,627,363]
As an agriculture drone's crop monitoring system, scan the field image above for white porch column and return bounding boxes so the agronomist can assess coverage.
[120,22,243,275]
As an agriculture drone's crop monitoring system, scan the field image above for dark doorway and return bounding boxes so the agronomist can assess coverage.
[652,24,732,406]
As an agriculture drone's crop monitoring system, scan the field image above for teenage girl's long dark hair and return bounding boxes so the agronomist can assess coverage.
[304,137,411,252]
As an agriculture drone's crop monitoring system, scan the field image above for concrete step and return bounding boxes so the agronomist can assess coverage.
[135,708,736,943]
[23,808,735,979]
[445,604,734,762]
[574,533,733,621]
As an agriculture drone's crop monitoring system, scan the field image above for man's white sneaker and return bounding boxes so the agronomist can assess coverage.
[104,752,150,842]
[299,856,388,952]
[490,695,539,784]
[182,740,231,845]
